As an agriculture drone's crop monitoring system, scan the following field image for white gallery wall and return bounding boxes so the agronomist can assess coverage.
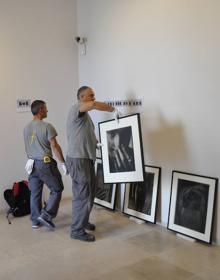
[0,0,78,210]
[76,0,220,243]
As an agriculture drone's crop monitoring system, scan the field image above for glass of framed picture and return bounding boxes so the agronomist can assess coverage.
[123,165,161,223]
[167,171,218,244]
[94,158,117,210]
[98,113,145,184]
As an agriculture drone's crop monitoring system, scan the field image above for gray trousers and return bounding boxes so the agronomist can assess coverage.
[29,159,64,224]
[66,157,96,236]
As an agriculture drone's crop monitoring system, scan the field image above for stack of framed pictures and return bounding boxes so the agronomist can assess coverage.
[94,158,117,210]
[95,112,218,245]
[167,171,218,244]
[123,165,161,223]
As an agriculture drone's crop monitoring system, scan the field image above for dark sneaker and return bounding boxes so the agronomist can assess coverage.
[71,232,95,242]
[37,216,55,230]
[32,222,42,229]
[85,222,96,231]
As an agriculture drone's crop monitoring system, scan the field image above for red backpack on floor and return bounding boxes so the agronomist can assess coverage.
[4,180,31,224]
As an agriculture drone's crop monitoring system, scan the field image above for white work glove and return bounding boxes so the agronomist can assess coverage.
[60,162,68,175]
[25,159,34,175]
[96,142,103,149]
[113,108,122,122]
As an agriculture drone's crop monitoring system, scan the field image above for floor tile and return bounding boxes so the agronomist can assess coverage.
[96,256,194,280]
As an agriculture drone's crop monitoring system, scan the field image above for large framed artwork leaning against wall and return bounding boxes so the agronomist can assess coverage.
[167,171,218,244]
[94,158,117,210]
[98,113,145,184]
[123,165,161,223]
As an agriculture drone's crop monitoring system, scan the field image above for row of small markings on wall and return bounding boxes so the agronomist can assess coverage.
[104,99,142,107]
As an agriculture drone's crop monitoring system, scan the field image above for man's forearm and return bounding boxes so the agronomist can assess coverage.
[52,143,65,163]
[93,101,114,112]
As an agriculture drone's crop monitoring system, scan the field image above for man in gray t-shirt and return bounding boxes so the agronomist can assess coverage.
[24,119,57,160]
[24,100,67,229]
[66,86,119,242]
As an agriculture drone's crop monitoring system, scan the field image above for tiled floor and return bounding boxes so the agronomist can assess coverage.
[0,198,219,280]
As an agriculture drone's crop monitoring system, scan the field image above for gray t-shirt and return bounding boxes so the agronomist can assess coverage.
[23,120,57,160]
[66,103,97,160]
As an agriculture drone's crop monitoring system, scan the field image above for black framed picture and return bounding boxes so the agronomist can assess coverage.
[167,171,218,244]
[98,113,145,183]
[94,158,117,210]
[123,165,161,223]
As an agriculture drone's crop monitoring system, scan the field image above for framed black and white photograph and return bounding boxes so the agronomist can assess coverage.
[167,171,217,244]
[123,165,161,223]
[98,113,145,184]
[94,158,117,210]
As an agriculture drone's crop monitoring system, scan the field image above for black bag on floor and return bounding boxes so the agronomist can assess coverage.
[4,180,31,224]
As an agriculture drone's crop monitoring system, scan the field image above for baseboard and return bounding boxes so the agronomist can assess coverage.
[156,221,167,228]
[213,239,220,246]
[0,208,6,216]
